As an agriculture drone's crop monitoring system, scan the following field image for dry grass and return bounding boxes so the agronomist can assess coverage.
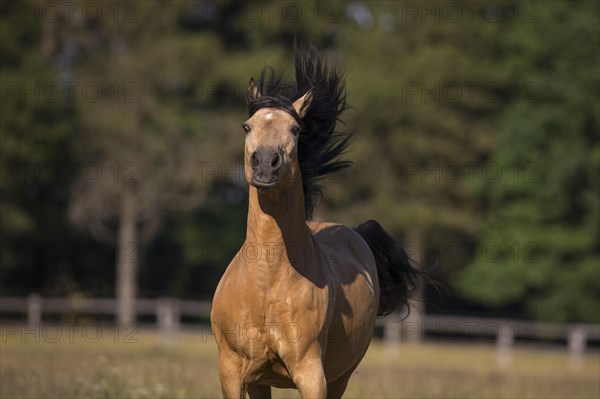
[0,324,598,398]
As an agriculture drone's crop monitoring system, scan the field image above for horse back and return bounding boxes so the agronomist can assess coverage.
[308,221,378,284]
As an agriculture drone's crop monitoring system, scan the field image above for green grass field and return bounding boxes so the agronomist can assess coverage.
[1,325,598,398]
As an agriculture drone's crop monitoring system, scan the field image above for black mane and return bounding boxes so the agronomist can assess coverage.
[247,44,352,220]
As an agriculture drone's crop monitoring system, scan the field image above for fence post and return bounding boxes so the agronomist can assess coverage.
[384,319,401,357]
[402,312,423,344]
[496,323,513,369]
[157,297,180,344]
[568,326,586,370]
[27,293,42,329]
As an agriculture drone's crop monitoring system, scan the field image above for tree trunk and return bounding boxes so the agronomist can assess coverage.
[403,229,424,343]
[116,191,138,326]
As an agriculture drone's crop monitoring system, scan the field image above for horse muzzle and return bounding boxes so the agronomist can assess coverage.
[249,147,285,189]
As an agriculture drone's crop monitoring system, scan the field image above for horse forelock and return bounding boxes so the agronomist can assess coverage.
[247,96,306,131]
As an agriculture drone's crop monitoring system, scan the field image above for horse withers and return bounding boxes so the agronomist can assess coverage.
[211,45,422,399]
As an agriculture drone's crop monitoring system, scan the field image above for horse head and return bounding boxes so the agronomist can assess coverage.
[243,78,313,191]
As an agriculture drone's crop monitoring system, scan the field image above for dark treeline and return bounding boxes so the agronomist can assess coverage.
[0,1,598,323]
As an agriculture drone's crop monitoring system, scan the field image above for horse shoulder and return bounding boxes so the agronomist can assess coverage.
[211,249,261,329]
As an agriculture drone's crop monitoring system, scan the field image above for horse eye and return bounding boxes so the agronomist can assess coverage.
[242,124,251,134]
[291,126,300,136]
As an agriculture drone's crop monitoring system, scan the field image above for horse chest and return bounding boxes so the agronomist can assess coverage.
[234,292,325,387]
[213,254,334,387]
[241,285,319,340]
[234,281,325,353]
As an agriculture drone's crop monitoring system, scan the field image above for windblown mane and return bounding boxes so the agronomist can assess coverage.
[247,44,352,220]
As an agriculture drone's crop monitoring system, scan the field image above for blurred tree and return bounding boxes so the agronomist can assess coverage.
[0,0,85,295]
[65,0,318,320]
[65,2,220,324]
[317,1,506,328]
[2,0,597,325]
[456,1,600,322]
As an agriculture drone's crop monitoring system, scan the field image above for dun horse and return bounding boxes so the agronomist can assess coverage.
[211,45,422,399]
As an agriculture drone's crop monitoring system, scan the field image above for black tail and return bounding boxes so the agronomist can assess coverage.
[355,220,425,317]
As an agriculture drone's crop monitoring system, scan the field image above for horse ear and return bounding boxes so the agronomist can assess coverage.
[246,78,261,104]
[292,89,313,118]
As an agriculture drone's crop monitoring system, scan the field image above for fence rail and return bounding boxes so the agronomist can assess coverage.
[1,294,598,369]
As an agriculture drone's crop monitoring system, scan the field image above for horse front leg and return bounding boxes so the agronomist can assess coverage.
[218,350,244,399]
[290,355,327,399]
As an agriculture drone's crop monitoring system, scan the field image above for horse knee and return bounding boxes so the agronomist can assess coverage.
[292,360,327,399]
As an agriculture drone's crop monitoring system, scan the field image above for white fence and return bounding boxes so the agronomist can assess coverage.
[1,294,598,369]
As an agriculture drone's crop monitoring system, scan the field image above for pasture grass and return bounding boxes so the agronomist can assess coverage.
[0,325,598,398]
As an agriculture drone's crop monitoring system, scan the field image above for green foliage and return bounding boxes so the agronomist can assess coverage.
[1,0,598,322]
[0,1,87,295]
[456,1,600,322]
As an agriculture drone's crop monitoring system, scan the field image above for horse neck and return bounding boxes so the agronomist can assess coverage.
[245,176,315,280]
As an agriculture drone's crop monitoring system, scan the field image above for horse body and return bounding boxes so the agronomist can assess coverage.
[211,45,421,398]
[211,175,379,397]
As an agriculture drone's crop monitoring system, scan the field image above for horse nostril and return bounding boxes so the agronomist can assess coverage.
[251,152,260,168]
[271,152,281,168]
